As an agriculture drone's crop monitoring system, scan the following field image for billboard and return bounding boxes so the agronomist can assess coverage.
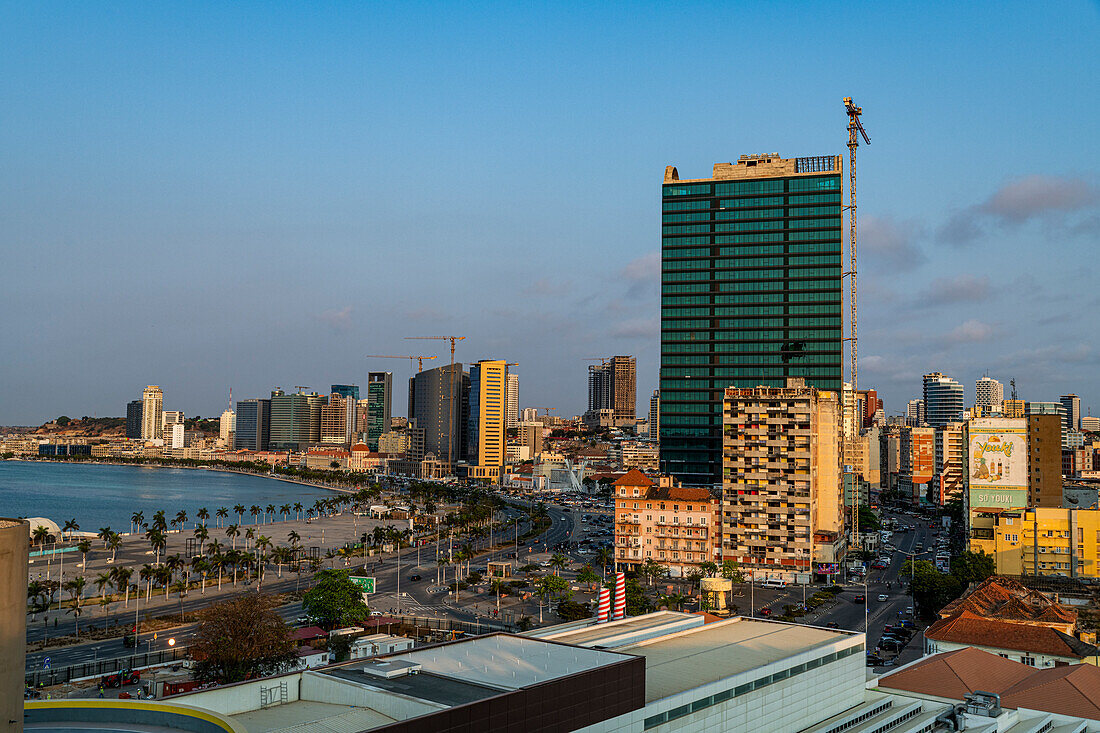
[968,418,1027,510]
[349,576,376,593]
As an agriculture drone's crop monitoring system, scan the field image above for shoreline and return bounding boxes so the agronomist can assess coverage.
[4,459,358,532]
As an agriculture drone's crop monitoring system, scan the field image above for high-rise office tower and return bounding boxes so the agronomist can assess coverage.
[588,363,612,412]
[649,390,660,441]
[269,390,324,450]
[234,398,271,451]
[721,379,844,578]
[659,154,843,485]
[141,386,163,440]
[975,377,1004,412]
[505,372,519,430]
[610,355,636,420]
[923,373,964,427]
[161,411,185,430]
[467,360,507,478]
[331,384,360,401]
[365,372,392,451]
[126,400,143,439]
[408,363,469,467]
[1060,394,1081,432]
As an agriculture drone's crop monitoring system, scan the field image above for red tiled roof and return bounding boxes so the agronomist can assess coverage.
[925,610,1094,659]
[613,468,654,488]
[645,486,714,502]
[878,646,1038,699]
[938,576,1076,626]
[881,646,1100,720]
[290,626,327,641]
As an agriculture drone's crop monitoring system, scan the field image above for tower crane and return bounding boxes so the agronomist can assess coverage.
[405,336,466,468]
[293,386,310,394]
[844,97,870,548]
[843,97,870,392]
[365,355,437,372]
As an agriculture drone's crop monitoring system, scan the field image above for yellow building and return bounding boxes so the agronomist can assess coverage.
[468,359,506,478]
[971,507,1100,578]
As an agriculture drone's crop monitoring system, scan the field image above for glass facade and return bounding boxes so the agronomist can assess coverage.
[659,164,844,485]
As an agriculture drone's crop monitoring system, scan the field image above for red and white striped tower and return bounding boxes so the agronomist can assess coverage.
[613,572,626,620]
[596,587,610,623]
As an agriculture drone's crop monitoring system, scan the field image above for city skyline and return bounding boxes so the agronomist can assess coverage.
[2,3,1099,424]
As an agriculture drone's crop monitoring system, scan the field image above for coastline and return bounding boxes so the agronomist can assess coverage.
[3,459,358,534]
[7,458,356,495]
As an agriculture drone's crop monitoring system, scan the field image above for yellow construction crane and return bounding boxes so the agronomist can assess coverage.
[365,354,437,372]
[843,97,870,392]
[405,336,466,468]
[293,385,310,393]
[583,357,610,366]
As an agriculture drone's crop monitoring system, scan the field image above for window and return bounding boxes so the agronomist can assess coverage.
[788,176,840,192]
[664,183,712,196]
[1022,655,1036,666]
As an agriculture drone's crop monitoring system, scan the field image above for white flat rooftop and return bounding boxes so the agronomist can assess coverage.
[618,617,858,702]
[384,633,632,690]
[527,610,704,648]
[230,700,396,733]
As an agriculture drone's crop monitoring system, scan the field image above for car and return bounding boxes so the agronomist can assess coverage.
[905,606,914,616]
[879,639,904,651]
[877,594,889,602]
[825,621,840,629]
[853,595,865,604]
[408,574,422,582]
[866,654,885,667]
[758,607,772,617]
[900,619,916,630]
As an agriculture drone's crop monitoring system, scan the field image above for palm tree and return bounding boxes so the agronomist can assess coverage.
[216,507,228,528]
[111,567,133,608]
[131,511,144,535]
[306,507,315,521]
[249,504,261,525]
[225,524,239,550]
[97,526,112,549]
[63,576,86,637]
[549,552,569,576]
[595,547,613,580]
[170,579,188,621]
[205,540,224,589]
[196,507,209,527]
[107,532,122,564]
[62,518,80,541]
[98,596,112,630]
[577,565,601,591]
[193,525,209,556]
[234,504,246,526]
[255,535,272,589]
[245,527,256,550]
[280,504,291,522]
[145,527,165,565]
[152,510,167,532]
[165,554,184,589]
[265,504,276,524]
[140,564,156,600]
[77,539,92,568]
[157,565,173,599]
[94,571,112,601]
[32,525,50,546]
[293,502,303,521]
[175,509,188,530]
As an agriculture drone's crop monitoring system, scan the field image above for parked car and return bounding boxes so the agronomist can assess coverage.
[758,607,772,617]
[877,594,889,602]
[866,654,885,667]
[825,621,840,629]
[408,574,422,582]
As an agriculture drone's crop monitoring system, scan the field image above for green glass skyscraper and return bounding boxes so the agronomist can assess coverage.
[659,154,844,486]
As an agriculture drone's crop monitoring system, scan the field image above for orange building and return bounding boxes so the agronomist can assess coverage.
[613,469,719,577]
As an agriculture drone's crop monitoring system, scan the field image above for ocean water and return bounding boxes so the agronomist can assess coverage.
[0,461,335,533]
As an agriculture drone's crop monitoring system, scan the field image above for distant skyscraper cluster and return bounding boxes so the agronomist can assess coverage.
[585,356,636,428]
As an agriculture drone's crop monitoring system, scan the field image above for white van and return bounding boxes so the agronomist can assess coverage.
[761,578,787,589]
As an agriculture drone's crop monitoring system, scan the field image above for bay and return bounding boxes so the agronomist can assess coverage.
[0,461,336,534]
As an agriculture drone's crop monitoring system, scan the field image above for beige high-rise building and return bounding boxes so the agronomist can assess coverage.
[721,379,844,581]
[161,410,185,429]
[611,355,636,421]
[518,421,545,456]
[141,386,163,440]
[1003,399,1026,418]
[320,394,349,445]
[467,359,506,480]
[219,409,235,446]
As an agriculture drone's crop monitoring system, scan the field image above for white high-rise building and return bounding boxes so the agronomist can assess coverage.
[166,422,185,449]
[923,372,964,427]
[520,407,539,423]
[906,399,924,426]
[648,390,660,441]
[141,386,163,440]
[162,410,185,429]
[975,377,1004,412]
[219,409,236,445]
[505,372,519,430]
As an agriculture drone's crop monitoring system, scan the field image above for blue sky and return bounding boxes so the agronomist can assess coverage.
[2,2,1098,424]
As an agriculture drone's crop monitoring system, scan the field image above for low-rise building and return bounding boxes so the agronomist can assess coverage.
[615,469,718,576]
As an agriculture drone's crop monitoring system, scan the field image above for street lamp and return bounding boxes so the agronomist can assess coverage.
[168,638,175,647]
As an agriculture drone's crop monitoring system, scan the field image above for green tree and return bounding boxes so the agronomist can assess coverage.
[720,559,744,583]
[950,550,995,587]
[903,559,962,618]
[555,600,591,621]
[191,594,297,684]
[302,570,371,630]
[576,565,601,591]
[857,506,881,532]
[56,416,71,427]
